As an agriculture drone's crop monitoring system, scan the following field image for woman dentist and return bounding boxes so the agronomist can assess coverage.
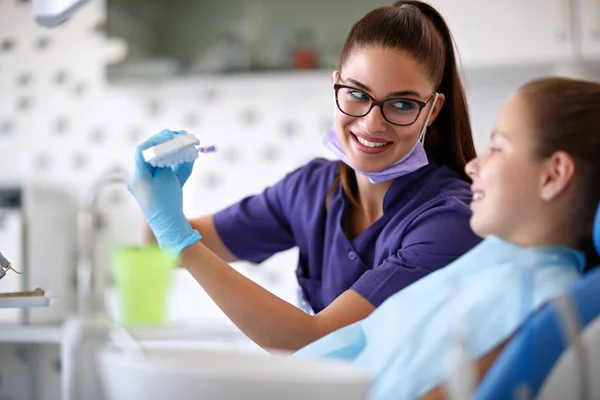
[128,1,481,351]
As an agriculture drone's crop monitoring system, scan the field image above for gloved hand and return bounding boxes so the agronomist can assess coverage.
[170,130,195,188]
[128,129,202,255]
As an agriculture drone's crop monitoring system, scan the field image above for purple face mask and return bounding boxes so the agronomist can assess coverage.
[323,93,439,184]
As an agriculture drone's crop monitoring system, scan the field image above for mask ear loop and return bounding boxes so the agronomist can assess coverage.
[418,93,439,143]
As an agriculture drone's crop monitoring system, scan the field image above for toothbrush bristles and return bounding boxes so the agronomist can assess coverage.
[198,145,218,153]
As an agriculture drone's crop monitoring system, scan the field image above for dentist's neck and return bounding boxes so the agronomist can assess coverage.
[354,173,394,223]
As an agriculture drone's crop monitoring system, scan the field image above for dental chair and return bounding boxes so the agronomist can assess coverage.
[475,203,600,399]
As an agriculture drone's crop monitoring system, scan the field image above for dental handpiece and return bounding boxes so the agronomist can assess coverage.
[0,251,21,278]
[0,251,11,270]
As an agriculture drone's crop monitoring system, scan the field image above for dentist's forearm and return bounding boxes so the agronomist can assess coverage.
[188,215,239,263]
[180,241,328,351]
[144,215,239,263]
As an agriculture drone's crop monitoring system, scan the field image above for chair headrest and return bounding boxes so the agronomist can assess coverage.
[594,203,600,256]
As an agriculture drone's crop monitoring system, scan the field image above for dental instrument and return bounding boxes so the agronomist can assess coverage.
[141,133,217,168]
[0,250,22,280]
[0,251,9,281]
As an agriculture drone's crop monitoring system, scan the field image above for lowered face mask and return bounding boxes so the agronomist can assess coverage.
[323,93,438,184]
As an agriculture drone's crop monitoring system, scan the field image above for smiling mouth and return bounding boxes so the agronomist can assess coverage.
[472,192,484,201]
[354,135,391,147]
[351,133,393,153]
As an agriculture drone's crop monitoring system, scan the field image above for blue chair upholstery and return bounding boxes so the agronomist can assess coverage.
[476,203,600,399]
[594,202,600,255]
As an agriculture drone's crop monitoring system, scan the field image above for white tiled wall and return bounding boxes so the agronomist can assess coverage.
[0,2,336,397]
[0,0,336,327]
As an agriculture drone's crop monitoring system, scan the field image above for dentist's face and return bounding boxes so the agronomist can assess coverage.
[333,46,444,173]
[465,94,546,241]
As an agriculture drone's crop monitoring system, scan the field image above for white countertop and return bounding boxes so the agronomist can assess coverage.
[0,323,63,343]
[0,321,262,354]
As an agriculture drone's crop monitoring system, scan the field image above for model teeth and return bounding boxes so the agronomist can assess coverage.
[473,192,484,200]
[356,136,389,148]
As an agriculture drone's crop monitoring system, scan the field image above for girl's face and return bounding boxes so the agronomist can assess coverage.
[465,93,549,243]
[333,46,445,173]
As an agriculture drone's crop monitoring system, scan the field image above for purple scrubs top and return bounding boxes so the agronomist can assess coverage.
[213,158,481,313]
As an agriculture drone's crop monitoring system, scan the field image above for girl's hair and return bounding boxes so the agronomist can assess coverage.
[518,77,600,270]
[327,1,477,209]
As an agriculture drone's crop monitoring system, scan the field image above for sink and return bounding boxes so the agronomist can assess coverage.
[98,343,371,400]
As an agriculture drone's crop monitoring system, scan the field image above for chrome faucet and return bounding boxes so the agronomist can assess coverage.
[76,166,129,318]
[62,166,131,400]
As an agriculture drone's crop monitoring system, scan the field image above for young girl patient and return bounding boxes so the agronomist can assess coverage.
[294,77,600,400]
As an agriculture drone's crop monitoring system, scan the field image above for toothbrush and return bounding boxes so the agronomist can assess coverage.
[142,133,217,168]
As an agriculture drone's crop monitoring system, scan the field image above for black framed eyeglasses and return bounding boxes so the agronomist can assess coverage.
[333,83,436,126]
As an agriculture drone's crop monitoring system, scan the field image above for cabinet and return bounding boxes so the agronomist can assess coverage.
[578,0,600,59]
[427,0,575,68]
[106,0,392,81]
[106,0,600,81]
[429,0,600,68]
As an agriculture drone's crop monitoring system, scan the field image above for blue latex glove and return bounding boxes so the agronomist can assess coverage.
[171,130,194,188]
[128,129,202,255]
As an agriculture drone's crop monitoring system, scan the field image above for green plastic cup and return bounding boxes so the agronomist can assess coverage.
[111,246,179,326]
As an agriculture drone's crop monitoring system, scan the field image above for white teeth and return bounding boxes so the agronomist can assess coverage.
[356,135,389,148]
[473,192,484,200]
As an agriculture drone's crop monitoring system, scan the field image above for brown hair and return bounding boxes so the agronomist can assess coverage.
[518,77,600,270]
[326,1,477,209]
